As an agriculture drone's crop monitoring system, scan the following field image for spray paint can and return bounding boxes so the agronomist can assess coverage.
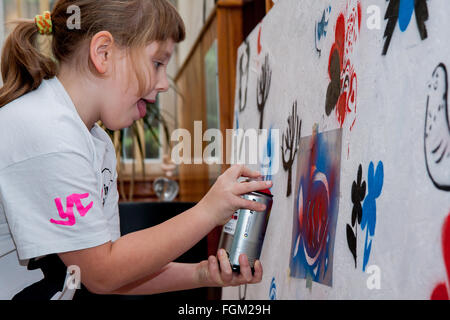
[228,188,273,273]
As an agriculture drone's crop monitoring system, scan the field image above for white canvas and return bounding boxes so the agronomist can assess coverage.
[223,0,450,300]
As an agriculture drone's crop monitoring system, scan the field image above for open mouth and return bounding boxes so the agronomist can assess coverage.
[137,98,157,117]
[137,99,147,118]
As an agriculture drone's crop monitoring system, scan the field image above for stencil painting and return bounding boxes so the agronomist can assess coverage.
[281,101,302,197]
[325,0,361,130]
[290,128,342,287]
[383,0,429,55]
[425,63,450,191]
[238,40,250,113]
[315,5,332,57]
[257,54,272,130]
[346,162,384,271]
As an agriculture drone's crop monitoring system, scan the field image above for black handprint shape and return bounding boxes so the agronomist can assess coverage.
[257,54,272,130]
[281,101,302,197]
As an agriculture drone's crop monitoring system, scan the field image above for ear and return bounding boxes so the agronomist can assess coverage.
[89,31,115,74]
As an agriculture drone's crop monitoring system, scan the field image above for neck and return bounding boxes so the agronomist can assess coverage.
[57,64,101,131]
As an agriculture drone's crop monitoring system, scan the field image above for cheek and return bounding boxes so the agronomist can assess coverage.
[99,93,137,128]
[101,107,134,130]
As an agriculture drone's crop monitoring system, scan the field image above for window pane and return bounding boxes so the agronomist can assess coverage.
[204,40,220,131]
[21,0,40,19]
[204,40,220,159]
[204,39,222,186]
[121,127,134,160]
[2,0,44,35]
[144,99,161,160]
[3,0,19,35]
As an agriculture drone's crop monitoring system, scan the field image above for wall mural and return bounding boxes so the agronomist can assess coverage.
[223,0,450,300]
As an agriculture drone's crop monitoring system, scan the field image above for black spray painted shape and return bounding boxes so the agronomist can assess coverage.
[238,40,250,113]
[281,101,302,197]
[325,49,341,116]
[346,164,366,268]
[257,54,272,130]
[425,63,450,191]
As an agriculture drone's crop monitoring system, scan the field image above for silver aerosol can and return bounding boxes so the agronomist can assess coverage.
[228,188,273,273]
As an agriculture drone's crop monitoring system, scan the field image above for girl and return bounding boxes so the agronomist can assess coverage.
[0,0,271,299]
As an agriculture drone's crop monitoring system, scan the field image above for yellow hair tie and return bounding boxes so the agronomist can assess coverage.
[35,11,52,35]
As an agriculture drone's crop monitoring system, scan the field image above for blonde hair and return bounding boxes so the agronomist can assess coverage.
[0,0,185,107]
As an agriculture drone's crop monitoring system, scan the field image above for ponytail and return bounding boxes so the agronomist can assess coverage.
[0,0,185,109]
[0,20,57,108]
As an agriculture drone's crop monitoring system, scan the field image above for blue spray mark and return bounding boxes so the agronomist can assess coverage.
[361,161,384,272]
[317,6,331,40]
[269,277,277,300]
[398,0,415,31]
[260,126,275,190]
[315,6,331,57]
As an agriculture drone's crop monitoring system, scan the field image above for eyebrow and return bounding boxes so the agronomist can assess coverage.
[162,51,172,61]
[155,50,172,62]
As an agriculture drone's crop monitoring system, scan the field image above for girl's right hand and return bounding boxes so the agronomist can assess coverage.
[197,164,273,227]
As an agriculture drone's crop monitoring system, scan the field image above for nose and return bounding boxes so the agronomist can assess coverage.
[155,71,170,93]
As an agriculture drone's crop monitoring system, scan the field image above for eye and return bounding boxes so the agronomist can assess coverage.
[153,61,163,69]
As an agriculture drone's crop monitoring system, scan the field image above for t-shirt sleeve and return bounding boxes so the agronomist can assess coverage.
[0,152,112,260]
[102,168,121,242]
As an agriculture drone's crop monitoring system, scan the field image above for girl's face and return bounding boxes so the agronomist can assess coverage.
[100,40,175,130]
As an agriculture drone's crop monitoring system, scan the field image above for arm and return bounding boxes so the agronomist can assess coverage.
[110,262,204,295]
[59,204,215,294]
[59,165,271,295]
[111,250,263,296]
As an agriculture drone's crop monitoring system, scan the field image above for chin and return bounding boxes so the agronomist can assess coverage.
[102,120,129,131]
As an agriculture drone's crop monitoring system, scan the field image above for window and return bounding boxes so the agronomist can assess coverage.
[204,39,221,185]
[204,39,220,151]
[205,40,220,130]
[1,0,53,84]
[2,0,42,33]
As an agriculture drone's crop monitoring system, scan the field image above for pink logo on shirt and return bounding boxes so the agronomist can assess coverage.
[50,193,93,226]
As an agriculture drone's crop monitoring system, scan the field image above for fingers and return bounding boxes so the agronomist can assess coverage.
[235,255,262,285]
[207,255,223,286]
[228,164,261,180]
[238,254,253,283]
[237,197,267,212]
[234,180,273,196]
[217,249,233,284]
[209,252,263,287]
[251,260,263,284]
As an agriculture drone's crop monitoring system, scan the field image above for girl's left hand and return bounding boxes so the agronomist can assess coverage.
[196,249,263,287]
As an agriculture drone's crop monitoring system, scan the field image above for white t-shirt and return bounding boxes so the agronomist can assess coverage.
[0,77,120,299]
